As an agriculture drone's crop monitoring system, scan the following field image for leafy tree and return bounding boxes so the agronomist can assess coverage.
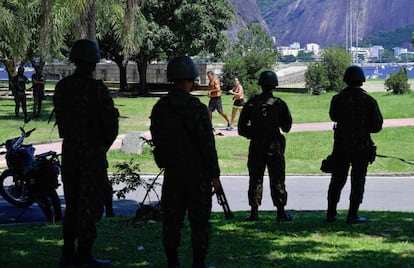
[0,1,31,85]
[304,47,351,93]
[361,24,414,51]
[321,47,351,92]
[97,0,146,91]
[397,53,414,63]
[25,0,71,67]
[297,51,315,62]
[385,68,411,94]
[304,62,329,95]
[280,55,297,63]
[133,0,234,95]
[222,23,279,98]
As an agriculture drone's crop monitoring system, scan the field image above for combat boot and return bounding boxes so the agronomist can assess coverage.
[166,248,180,268]
[346,201,367,224]
[58,244,79,268]
[192,249,207,268]
[77,240,111,267]
[277,212,293,222]
[277,207,293,222]
[244,206,259,221]
[346,215,367,224]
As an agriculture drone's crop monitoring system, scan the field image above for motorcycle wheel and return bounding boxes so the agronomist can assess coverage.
[36,190,62,222]
[0,170,34,208]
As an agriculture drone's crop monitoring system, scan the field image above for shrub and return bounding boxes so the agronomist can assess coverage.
[385,68,411,94]
[305,62,330,95]
[304,47,351,94]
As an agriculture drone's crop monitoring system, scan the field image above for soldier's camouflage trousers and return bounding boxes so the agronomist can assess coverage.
[247,138,288,209]
[62,166,109,243]
[161,171,212,263]
[328,151,369,207]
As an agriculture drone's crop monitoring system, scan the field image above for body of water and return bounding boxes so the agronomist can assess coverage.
[362,64,414,79]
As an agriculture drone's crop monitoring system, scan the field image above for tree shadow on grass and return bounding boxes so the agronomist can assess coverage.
[1,210,414,267]
[208,210,414,267]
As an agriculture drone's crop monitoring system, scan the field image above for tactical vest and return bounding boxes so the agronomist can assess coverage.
[239,95,282,139]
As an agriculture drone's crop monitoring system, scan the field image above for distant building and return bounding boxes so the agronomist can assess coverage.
[393,47,408,57]
[305,43,320,55]
[278,46,300,57]
[370,46,384,59]
[290,42,301,49]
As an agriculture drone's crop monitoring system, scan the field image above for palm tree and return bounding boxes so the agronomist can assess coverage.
[0,1,30,85]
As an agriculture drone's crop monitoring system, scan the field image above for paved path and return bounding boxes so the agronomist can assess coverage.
[1,175,414,225]
[2,118,412,168]
[0,118,413,224]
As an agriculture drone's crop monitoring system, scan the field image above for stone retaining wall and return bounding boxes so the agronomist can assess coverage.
[42,62,224,86]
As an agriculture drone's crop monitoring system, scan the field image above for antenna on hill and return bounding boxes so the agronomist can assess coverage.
[346,0,359,64]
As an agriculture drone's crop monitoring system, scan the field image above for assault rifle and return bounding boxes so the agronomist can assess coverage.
[214,178,234,220]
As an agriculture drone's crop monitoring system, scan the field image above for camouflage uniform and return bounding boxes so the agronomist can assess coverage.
[53,70,119,261]
[238,91,292,218]
[150,87,220,267]
[327,87,383,220]
[31,71,45,118]
[11,73,29,119]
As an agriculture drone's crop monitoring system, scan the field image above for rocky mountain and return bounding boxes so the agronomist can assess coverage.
[228,0,414,48]
[226,0,270,41]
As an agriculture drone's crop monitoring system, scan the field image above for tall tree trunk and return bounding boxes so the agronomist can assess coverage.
[4,60,16,91]
[136,61,148,96]
[87,0,97,40]
[116,61,128,91]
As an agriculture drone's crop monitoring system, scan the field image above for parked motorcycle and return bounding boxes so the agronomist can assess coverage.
[0,126,62,222]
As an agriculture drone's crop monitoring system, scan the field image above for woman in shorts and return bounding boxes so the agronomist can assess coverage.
[228,77,245,130]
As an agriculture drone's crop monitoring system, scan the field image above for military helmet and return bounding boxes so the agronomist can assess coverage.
[343,65,366,84]
[69,39,101,64]
[167,55,199,82]
[258,70,279,87]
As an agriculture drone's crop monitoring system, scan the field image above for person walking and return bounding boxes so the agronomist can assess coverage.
[238,70,293,222]
[11,66,30,121]
[207,71,232,130]
[54,39,119,267]
[31,65,46,118]
[228,77,245,129]
[150,55,221,268]
[326,65,383,224]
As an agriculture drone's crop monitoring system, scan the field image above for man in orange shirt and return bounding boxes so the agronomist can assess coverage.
[207,71,232,130]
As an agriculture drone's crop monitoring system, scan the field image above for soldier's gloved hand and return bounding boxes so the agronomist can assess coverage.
[212,177,221,193]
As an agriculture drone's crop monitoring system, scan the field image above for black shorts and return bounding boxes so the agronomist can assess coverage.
[208,97,223,113]
[233,99,245,108]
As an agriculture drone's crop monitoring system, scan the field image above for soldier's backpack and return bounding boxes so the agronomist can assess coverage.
[238,96,280,139]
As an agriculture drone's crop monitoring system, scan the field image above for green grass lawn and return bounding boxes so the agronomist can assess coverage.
[1,211,414,267]
[1,90,413,175]
[107,126,414,175]
[1,88,414,267]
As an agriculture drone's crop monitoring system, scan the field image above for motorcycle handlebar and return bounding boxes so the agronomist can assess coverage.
[24,128,36,137]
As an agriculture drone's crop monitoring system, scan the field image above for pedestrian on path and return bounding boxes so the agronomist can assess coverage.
[238,70,293,222]
[326,65,383,224]
[207,71,233,130]
[54,39,119,267]
[228,77,245,129]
